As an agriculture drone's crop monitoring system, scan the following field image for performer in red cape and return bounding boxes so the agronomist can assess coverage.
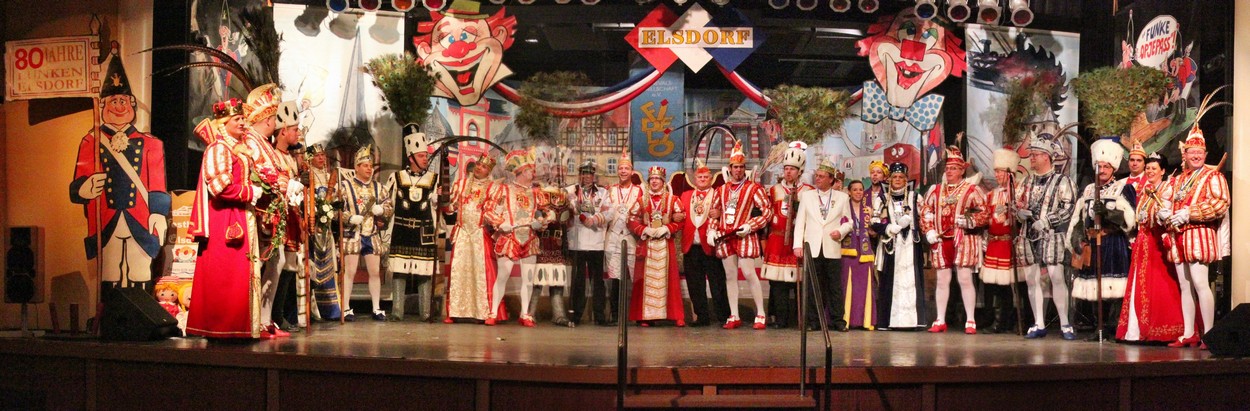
[186,98,265,339]
[627,166,685,326]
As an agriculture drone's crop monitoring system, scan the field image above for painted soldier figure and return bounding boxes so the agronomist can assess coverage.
[70,51,170,291]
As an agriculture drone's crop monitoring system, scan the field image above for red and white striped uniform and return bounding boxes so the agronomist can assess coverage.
[711,179,773,259]
[1166,165,1229,264]
[920,180,988,269]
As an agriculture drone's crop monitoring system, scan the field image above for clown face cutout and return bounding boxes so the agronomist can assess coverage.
[414,3,516,106]
[857,8,966,108]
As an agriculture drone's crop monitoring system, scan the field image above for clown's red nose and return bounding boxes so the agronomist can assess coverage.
[901,39,925,61]
[443,40,476,59]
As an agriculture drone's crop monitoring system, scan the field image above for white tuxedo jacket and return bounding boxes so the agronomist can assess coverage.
[792,189,854,259]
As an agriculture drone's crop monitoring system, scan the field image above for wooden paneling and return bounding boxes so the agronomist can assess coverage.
[491,381,616,411]
[278,371,476,411]
[0,354,86,410]
[936,380,1120,411]
[95,361,266,410]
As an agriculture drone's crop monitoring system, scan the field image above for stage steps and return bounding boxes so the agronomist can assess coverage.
[622,393,816,409]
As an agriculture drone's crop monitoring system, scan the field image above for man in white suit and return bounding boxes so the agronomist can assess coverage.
[792,157,854,331]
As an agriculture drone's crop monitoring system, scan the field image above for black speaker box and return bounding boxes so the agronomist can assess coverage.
[100,287,179,341]
[1205,304,1250,357]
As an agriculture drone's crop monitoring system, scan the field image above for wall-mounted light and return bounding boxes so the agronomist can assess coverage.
[422,0,446,12]
[858,0,878,13]
[947,0,970,22]
[769,0,790,10]
[914,0,937,20]
[976,0,1000,25]
[829,0,850,12]
[797,0,818,10]
[1009,0,1033,26]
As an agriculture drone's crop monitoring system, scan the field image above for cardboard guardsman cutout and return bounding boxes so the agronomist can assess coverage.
[413,0,516,106]
[70,50,170,291]
[856,8,966,133]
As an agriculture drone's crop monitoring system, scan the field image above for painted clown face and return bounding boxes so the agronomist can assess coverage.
[857,9,966,108]
[415,8,516,106]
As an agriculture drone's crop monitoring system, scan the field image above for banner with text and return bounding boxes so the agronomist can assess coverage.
[630,69,684,163]
[5,36,102,101]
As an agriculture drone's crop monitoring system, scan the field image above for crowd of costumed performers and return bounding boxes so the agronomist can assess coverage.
[179,82,1229,350]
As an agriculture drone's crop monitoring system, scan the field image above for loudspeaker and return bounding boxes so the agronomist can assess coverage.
[5,227,44,304]
[1205,304,1250,357]
[100,287,179,341]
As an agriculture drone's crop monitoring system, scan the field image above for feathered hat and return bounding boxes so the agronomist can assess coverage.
[693,158,711,174]
[944,145,967,169]
[993,148,1020,171]
[1128,141,1147,160]
[212,98,245,120]
[1028,135,1061,158]
[244,83,282,124]
[354,145,375,166]
[728,139,747,166]
[276,100,300,129]
[505,148,536,175]
[1181,86,1231,152]
[782,141,807,169]
[618,146,634,169]
[402,123,429,156]
[817,156,838,176]
[578,160,597,174]
[475,154,498,172]
[1091,138,1124,170]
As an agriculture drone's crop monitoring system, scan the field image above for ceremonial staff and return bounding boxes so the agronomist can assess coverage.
[1007,171,1024,335]
[337,167,347,325]
[303,168,315,333]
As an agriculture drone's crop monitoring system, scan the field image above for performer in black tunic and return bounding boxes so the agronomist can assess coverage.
[386,124,441,321]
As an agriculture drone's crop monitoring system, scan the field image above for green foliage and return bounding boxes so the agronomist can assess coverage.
[516,71,591,142]
[763,85,852,144]
[1071,66,1170,137]
[364,53,437,126]
[1002,74,1062,145]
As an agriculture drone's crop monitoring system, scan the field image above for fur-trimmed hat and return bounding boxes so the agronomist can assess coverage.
[276,100,301,129]
[1091,138,1124,170]
[402,123,429,156]
[993,148,1020,171]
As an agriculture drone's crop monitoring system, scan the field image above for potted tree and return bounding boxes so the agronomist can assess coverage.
[1071,65,1170,142]
[515,71,591,143]
[762,84,853,145]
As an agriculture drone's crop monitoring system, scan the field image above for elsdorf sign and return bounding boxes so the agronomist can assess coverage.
[5,36,100,101]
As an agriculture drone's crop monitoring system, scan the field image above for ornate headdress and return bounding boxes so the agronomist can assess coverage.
[728,139,747,166]
[888,162,908,176]
[1091,138,1124,170]
[1128,141,1147,159]
[475,154,498,172]
[578,160,597,174]
[648,165,667,180]
[993,148,1019,171]
[305,143,326,157]
[276,100,301,129]
[505,148,536,175]
[244,83,282,124]
[869,160,888,175]
[782,141,807,169]
[817,156,838,176]
[354,145,375,166]
[1028,135,1062,158]
[944,145,967,169]
[618,146,634,169]
[402,123,429,156]
[694,158,711,174]
[212,98,245,120]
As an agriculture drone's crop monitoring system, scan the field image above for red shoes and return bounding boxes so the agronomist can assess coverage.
[484,317,496,326]
[519,315,536,327]
[676,320,686,327]
[723,316,742,329]
[753,315,767,330]
[263,324,290,338]
[965,321,977,335]
[927,322,947,333]
[1168,334,1202,348]
[443,317,454,324]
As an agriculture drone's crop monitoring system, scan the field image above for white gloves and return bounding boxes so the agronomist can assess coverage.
[530,219,544,230]
[896,214,913,228]
[250,185,263,206]
[1104,201,1116,211]
[149,214,168,246]
[886,224,902,236]
[498,222,514,232]
[925,230,940,244]
[1015,209,1034,221]
[735,225,752,237]
[655,226,671,238]
[1031,219,1048,232]
[78,173,107,200]
[286,179,305,203]
[371,204,385,216]
[707,229,722,244]
[1157,208,1173,222]
[1170,208,1191,226]
[955,216,972,229]
[349,214,365,225]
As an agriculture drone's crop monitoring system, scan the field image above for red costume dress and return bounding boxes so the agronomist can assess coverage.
[186,127,262,338]
[1117,180,1184,342]
[627,189,685,323]
[981,185,1017,285]
[761,182,812,282]
[445,174,501,321]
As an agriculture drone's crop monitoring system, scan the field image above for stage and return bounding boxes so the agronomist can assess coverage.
[3,320,1249,410]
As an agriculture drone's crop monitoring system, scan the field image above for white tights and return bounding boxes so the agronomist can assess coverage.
[1025,264,1070,328]
[260,252,285,326]
[722,256,764,319]
[493,256,536,318]
[1176,262,1215,338]
[342,254,382,314]
[934,267,976,325]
